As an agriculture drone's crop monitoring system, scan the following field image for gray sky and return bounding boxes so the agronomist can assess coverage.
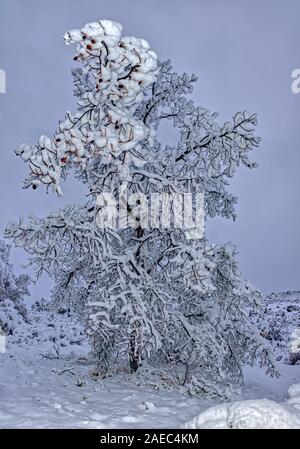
[0,0,299,299]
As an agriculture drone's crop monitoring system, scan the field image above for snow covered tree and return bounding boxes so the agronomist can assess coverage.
[0,240,29,335]
[6,20,276,396]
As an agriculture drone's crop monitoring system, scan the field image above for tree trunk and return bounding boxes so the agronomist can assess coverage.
[129,329,140,372]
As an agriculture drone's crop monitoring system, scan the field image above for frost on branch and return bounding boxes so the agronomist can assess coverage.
[6,20,276,397]
[16,20,158,195]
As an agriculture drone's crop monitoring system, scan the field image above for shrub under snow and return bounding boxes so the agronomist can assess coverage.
[6,19,276,397]
[0,240,29,335]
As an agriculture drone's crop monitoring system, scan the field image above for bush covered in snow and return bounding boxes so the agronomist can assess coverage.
[0,240,29,335]
[8,298,89,359]
[6,19,276,397]
[253,291,300,365]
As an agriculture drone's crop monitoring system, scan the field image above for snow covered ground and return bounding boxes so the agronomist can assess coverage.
[0,292,300,429]
[183,388,300,429]
[0,355,210,429]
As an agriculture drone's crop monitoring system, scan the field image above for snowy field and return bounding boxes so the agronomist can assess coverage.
[1,352,300,429]
[1,292,300,429]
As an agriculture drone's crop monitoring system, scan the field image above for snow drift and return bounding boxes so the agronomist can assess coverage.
[183,383,300,429]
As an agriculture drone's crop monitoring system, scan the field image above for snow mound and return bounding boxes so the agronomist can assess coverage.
[287,383,300,410]
[183,390,300,429]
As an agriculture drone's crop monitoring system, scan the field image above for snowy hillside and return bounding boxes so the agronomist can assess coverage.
[257,291,300,363]
[0,291,300,429]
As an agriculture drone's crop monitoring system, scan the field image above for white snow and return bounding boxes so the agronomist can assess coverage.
[182,396,300,429]
[0,354,209,429]
[1,291,300,429]
[1,349,300,428]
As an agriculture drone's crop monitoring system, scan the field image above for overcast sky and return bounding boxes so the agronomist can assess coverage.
[0,0,299,299]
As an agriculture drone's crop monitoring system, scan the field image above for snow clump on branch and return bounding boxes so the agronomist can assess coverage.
[16,20,158,195]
